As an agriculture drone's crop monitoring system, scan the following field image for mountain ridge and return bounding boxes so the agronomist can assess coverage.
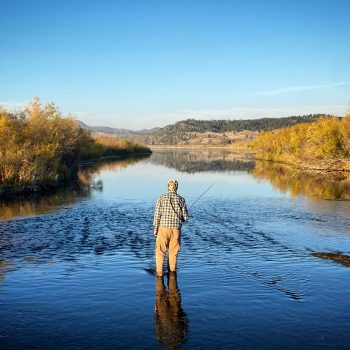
[77,120,159,134]
[78,114,334,145]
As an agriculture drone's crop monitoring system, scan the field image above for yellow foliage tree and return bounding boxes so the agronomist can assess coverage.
[0,98,151,192]
[253,115,350,169]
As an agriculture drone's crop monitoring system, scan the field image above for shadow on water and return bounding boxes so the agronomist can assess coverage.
[154,273,189,349]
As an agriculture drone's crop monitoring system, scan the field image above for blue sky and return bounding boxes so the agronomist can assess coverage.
[1,0,349,129]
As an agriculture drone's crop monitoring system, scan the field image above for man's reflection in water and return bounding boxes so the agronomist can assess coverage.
[154,273,189,349]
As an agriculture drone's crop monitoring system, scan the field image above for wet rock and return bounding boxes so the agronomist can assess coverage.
[312,252,350,267]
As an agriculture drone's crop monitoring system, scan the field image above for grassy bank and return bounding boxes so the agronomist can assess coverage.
[80,134,152,160]
[0,98,151,196]
[252,115,350,171]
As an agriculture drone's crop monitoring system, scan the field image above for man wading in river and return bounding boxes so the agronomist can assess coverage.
[153,179,188,277]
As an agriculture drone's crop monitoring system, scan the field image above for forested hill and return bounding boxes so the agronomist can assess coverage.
[132,114,333,145]
[155,114,330,133]
[85,114,334,146]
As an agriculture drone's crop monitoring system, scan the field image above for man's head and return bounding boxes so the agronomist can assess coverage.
[167,179,178,192]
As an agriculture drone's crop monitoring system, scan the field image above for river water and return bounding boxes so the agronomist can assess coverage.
[0,149,350,350]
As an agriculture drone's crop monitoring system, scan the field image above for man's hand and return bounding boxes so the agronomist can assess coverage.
[154,228,158,237]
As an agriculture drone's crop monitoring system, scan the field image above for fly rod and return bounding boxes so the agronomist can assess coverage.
[188,183,215,210]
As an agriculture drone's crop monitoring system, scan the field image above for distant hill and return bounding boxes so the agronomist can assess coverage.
[79,114,334,146]
[78,120,159,135]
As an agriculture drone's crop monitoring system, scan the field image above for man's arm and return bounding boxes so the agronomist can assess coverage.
[153,197,162,236]
[182,201,189,222]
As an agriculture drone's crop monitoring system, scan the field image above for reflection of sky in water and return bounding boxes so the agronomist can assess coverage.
[92,161,285,203]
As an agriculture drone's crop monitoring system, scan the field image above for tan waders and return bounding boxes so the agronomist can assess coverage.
[155,227,180,276]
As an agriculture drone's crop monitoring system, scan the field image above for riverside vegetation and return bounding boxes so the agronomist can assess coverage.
[0,98,151,195]
[253,114,350,171]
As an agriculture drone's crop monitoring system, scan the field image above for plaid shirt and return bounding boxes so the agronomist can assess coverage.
[153,191,189,229]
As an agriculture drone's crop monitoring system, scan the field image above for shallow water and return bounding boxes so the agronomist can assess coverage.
[1,149,350,349]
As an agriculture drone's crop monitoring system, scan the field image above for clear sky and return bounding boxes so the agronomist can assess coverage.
[1,0,349,129]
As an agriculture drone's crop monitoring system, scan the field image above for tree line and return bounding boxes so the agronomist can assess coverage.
[253,114,350,170]
[0,98,150,193]
[168,115,331,133]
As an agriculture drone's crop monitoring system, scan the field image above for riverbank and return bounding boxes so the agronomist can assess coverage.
[0,153,152,199]
[253,115,350,173]
[253,157,350,173]
[0,99,151,198]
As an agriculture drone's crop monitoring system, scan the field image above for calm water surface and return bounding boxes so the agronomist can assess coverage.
[1,149,350,349]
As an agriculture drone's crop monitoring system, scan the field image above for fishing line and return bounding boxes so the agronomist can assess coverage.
[188,183,216,210]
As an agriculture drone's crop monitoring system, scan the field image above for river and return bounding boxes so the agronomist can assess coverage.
[0,149,350,349]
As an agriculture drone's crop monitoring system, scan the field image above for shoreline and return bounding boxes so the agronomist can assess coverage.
[148,143,250,149]
[0,152,152,199]
[150,145,350,173]
[254,157,350,173]
[148,144,233,150]
[79,151,152,165]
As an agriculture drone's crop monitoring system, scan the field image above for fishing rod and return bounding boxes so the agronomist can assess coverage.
[188,183,215,210]
[175,183,215,270]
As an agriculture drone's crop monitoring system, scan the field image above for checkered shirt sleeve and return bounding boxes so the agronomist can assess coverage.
[153,192,188,229]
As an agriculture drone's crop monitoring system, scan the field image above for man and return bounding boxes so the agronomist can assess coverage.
[153,179,188,277]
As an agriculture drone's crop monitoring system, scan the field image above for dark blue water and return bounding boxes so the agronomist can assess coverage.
[1,150,350,349]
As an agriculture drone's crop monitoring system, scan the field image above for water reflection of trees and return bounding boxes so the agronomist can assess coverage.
[0,184,91,221]
[149,149,255,173]
[79,155,148,181]
[252,161,350,200]
[0,155,150,221]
